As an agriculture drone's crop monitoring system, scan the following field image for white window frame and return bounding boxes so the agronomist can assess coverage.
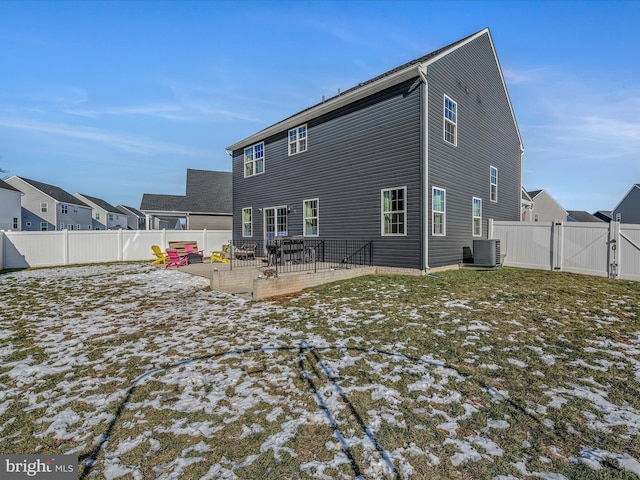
[244,142,265,177]
[288,124,308,156]
[444,95,457,146]
[59,223,65,230]
[242,207,253,237]
[472,197,482,237]
[303,198,319,237]
[108,214,114,221]
[96,212,100,220]
[490,166,498,202]
[40,202,48,213]
[61,204,68,214]
[432,187,446,236]
[381,187,407,236]
[40,222,47,231]
[12,218,18,229]
[76,224,81,230]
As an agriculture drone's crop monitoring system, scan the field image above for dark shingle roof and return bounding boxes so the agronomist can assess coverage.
[527,189,543,199]
[77,193,119,213]
[117,205,144,217]
[140,170,232,214]
[567,211,604,222]
[19,177,89,207]
[0,179,21,193]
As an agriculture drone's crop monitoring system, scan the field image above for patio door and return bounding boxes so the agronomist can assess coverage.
[264,206,288,244]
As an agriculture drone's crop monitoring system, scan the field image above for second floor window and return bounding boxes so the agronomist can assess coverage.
[12,218,18,229]
[96,213,101,220]
[61,204,68,214]
[288,125,307,155]
[444,95,457,145]
[40,202,48,213]
[244,142,265,177]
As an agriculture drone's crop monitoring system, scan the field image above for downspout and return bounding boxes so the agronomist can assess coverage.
[419,64,430,271]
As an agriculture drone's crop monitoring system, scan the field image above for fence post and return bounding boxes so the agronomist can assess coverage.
[609,220,621,279]
[63,229,70,265]
[118,229,123,261]
[552,220,563,271]
[0,231,4,270]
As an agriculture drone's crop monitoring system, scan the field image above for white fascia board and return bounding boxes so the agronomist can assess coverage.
[226,66,420,152]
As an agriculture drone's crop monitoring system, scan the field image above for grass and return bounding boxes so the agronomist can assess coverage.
[1,264,639,479]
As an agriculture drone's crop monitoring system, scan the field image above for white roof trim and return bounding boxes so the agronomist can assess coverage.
[612,183,640,213]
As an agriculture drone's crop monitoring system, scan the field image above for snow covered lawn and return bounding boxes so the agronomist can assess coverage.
[1,264,639,479]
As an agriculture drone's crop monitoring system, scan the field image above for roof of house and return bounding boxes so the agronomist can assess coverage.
[15,176,89,207]
[76,193,119,213]
[521,187,534,202]
[567,210,604,222]
[527,189,543,199]
[612,183,640,213]
[0,179,21,193]
[227,27,522,153]
[140,169,232,214]
[117,204,145,217]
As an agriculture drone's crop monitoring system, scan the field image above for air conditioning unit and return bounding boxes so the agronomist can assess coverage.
[473,239,501,266]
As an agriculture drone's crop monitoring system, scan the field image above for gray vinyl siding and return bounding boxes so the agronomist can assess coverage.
[232,80,423,269]
[613,186,640,224]
[426,33,521,267]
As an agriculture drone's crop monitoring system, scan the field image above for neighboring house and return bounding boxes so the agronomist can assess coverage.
[593,210,612,223]
[4,176,92,231]
[612,184,640,224]
[526,189,567,223]
[74,193,128,230]
[521,187,534,221]
[567,210,604,222]
[227,28,523,269]
[0,179,23,231]
[140,169,232,230]
[116,205,147,230]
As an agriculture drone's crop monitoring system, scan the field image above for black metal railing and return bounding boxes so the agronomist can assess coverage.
[229,238,373,275]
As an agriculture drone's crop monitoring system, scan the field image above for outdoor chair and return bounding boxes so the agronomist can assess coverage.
[234,242,257,260]
[151,245,168,265]
[165,248,189,268]
[184,244,204,261]
[210,242,230,263]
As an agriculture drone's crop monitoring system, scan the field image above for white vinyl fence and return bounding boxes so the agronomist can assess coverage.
[489,220,640,281]
[0,229,232,270]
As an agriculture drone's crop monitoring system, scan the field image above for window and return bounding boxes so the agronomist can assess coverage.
[40,222,47,231]
[59,223,65,230]
[432,187,446,236]
[473,197,482,237]
[382,187,406,236]
[61,204,68,214]
[108,214,114,221]
[444,96,457,145]
[76,224,81,230]
[242,208,252,237]
[534,213,539,222]
[288,125,307,156]
[264,207,288,241]
[96,213,101,220]
[40,202,48,213]
[490,166,498,202]
[303,199,319,236]
[12,218,18,229]
[244,142,265,177]
[26,222,32,227]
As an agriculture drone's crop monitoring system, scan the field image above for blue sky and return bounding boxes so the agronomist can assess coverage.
[1,0,639,214]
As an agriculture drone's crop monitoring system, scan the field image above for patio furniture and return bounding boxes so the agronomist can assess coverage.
[234,242,257,260]
[165,249,188,268]
[184,244,204,263]
[151,245,168,265]
[210,243,230,263]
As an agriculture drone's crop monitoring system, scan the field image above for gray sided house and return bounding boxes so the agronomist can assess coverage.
[612,184,640,224]
[140,169,232,230]
[227,28,523,269]
[74,193,128,230]
[526,189,567,223]
[116,205,147,230]
[0,179,23,231]
[5,176,92,231]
